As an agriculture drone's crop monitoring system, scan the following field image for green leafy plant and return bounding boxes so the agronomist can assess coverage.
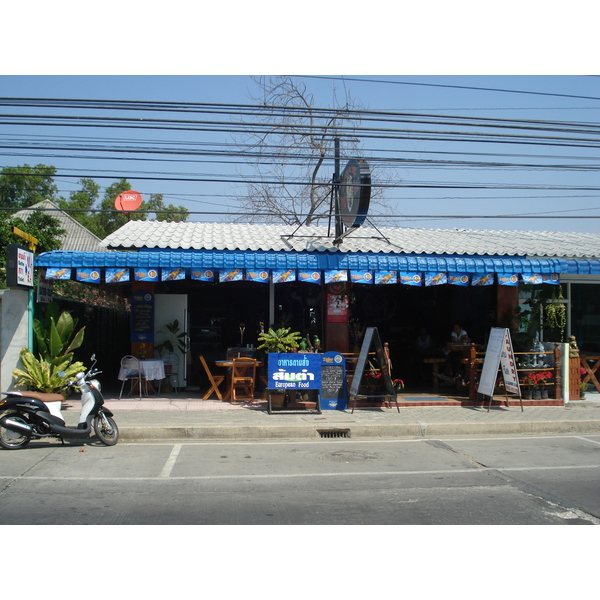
[32,303,86,361]
[392,378,405,392]
[543,289,567,341]
[12,304,86,393]
[257,327,302,353]
[580,367,588,393]
[154,319,187,356]
[13,349,85,394]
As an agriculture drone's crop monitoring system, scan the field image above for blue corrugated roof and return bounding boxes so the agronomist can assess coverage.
[34,249,600,275]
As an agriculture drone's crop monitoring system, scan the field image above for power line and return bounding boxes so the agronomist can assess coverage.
[293,75,600,103]
[2,205,598,219]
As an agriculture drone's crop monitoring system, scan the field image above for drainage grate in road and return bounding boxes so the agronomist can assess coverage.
[318,428,351,439]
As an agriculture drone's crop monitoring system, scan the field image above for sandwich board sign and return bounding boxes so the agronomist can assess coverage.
[349,327,399,412]
[478,328,522,409]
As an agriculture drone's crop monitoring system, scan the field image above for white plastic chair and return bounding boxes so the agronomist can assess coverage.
[119,355,147,400]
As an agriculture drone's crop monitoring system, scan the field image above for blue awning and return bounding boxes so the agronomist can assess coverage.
[34,249,600,275]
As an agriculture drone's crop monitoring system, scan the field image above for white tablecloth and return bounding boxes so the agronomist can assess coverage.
[118,359,165,382]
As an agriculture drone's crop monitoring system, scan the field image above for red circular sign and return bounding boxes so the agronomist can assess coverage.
[115,190,143,212]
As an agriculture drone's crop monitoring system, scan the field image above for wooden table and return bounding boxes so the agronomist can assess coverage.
[425,344,483,395]
[580,354,600,393]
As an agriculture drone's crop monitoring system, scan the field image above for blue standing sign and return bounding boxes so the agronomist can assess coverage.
[266,352,347,412]
[320,352,347,410]
[267,353,322,392]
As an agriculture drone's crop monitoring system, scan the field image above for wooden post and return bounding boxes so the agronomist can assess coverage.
[468,343,478,402]
[553,343,562,400]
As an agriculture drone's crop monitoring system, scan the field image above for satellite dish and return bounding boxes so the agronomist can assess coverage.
[114,190,143,212]
[339,159,371,228]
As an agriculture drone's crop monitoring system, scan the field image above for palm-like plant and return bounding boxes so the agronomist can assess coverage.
[257,327,302,353]
[13,349,85,394]
[12,304,86,394]
[154,319,187,356]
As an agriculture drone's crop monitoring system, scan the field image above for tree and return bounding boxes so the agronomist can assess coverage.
[95,182,189,235]
[144,193,188,223]
[56,178,101,234]
[0,211,66,285]
[1,164,190,240]
[0,164,58,210]
[235,76,391,226]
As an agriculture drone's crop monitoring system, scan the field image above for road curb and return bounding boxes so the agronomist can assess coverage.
[119,420,600,442]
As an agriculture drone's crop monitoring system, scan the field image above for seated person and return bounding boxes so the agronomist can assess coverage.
[451,323,468,343]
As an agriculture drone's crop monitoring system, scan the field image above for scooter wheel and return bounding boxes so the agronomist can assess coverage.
[0,410,32,450]
[93,413,119,446]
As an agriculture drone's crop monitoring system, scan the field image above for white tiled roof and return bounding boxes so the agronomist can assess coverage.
[14,200,109,252]
[100,220,600,259]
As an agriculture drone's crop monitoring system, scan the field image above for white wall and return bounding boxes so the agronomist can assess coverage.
[0,289,30,392]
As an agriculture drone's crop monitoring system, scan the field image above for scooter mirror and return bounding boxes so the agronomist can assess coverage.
[90,354,96,362]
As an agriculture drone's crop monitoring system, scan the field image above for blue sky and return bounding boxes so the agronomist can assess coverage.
[2,5,599,234]
[1,74,599,234]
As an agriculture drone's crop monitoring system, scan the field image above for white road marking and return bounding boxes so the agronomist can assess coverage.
[159,443,182,478]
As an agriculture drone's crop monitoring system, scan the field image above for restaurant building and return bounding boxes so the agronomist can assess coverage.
[32,221,600,393]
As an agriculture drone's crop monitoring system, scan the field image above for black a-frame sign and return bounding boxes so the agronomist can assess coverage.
[349,327,399,413]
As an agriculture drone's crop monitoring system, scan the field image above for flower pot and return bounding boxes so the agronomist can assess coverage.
[532,389,542,400]
[541,388,549,399]
[269,392,285,406]
[523,388,532,399]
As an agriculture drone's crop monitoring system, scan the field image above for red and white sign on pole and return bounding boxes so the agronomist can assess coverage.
[479,328,521,398]
[114,190,143,213]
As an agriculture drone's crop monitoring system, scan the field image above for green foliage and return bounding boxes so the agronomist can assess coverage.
[12,348,85,394]
[257,327,302,353]
[145,194,189,223]
[0,211,66,286]
[154,319,187,355]
[543,288,567,342]
[12,303,86,393]
[56,178,101,233]
[0,164,58,209]
[33,304,86,361]
[52,280,130,311]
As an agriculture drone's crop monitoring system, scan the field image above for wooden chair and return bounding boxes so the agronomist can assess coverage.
[119,355,147,400]
[199,355,225,400]
[230,358,257,404]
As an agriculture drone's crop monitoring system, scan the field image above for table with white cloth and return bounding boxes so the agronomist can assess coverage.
[118,359,166,395]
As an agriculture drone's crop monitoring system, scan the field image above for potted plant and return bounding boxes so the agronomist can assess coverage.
[257,327,302,354]
[154,319,187,391]
[580,368,588,399]
[257,327,302,407]
[537,370,553,399]
[12,306,86,395]
[392,379,405,395]
[154,319,187,366]
[521,372,536,399]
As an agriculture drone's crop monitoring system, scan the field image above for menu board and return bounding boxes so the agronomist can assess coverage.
[321,352,346,410]
[130,291,154,342]
[479,327,520,398]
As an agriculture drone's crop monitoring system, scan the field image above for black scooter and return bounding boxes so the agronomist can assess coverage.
[0,355,118,449]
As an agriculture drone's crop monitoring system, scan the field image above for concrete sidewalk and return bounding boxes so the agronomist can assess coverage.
[61,390,600,442]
